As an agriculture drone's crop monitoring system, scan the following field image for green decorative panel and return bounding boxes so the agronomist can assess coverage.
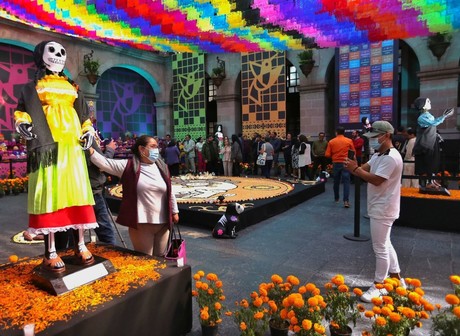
[172,53,206,140]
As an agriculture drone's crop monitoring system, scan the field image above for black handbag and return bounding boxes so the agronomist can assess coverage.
[165,225,186,264]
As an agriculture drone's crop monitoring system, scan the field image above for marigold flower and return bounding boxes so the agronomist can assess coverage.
[331,274,345,286]
[372,306,381,314]
[371,297,383,306]
[193,273,201,280]
[294,297,304,308]
[207,288,214,295]
[197,270,205,277]
[253,297,263,307]
[250,291,258,299]
[312,288,321,296]
[384,283,394,292]
[389,312,401,323]
[410,278,422,287]
[376,316,387,326]
[271,274,283,284]
[445,294,460,305]
[240,299,249,308]
[200,309,209,320]
[301,319,312,330]
[299,286,307,294]
[450,275,460,285]
[353,288,363,296]
[357,304,365,312]
[420,311,430,319]
[201,282,209,291]
[414,287,425,296]
[287,275,300,286]
[338,284,349,293]
[362,332,371,336]
[381,306,392,316]
[307,297,318,307]
[239,322,247,330]
[215,280,223,288]
[408,291,421,305]
[8,255,18,263]
[416,321,422,328]
[214,302,221,310]
[293,325,301,333]
[453,306,460,318]
[305,283,316,292]
[364,311,375,318]
[324,282,333,290]
[206,273,218,281]
[314,323,325,334]
[268,300,277,312]
[382,296,393,305]
[396,287,407,296]
[192,290,198,296]
[280,308,288,319]
[219,295,225,301]
[290,316,298,325]
[254,311,264,320]
[401,307,415,318]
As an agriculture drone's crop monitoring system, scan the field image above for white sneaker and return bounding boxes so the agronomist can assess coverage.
[360,284,388,303]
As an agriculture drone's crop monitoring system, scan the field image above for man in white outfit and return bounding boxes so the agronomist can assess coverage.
[344,120,405,302]
[184,134,196,174]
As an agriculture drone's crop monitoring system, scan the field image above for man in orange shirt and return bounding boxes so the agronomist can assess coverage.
[325,126,355,208]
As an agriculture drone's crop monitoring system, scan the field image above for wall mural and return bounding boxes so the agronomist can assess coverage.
[172,53,206,141]
[241,51,286,138]
[0,43,35,139]
[96,67,156,140]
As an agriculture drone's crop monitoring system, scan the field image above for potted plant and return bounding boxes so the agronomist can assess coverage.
[281,284,327,335]
[427,33,452,61]
[259,274,300,335]
[83,54,100,85]
[432,274,460,335]
[192,270,226,336]
[211,67,225,88]
[298,49,315,78]
[232,294,269,336]
[362,277,433,336]
[323,274,362,336]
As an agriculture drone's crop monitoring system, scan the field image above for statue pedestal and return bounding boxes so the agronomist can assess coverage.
[32,255,116,296]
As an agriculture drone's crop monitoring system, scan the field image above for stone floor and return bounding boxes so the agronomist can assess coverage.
[1,180,459,335]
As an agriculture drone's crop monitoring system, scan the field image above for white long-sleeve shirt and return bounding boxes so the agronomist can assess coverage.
[91,150,179,224]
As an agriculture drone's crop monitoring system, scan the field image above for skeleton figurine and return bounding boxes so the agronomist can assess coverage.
[212,203,244,239]
[14,41,98,272]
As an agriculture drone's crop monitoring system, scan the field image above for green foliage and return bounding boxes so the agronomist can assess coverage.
[84,59,100,75]
[212,67,224,77]
[298,49,314,64]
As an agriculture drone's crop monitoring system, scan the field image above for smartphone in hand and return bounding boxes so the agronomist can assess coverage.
[347,149,355,160]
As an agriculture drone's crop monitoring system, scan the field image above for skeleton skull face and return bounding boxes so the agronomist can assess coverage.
[42,42,66,73]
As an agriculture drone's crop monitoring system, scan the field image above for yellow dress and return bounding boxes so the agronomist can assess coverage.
[15,75,97,234]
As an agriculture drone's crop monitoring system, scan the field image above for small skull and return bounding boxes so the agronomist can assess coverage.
[42,42,66,73]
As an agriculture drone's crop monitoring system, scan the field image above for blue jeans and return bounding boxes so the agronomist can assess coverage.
[93,192,117,245]
[332,162,350,202]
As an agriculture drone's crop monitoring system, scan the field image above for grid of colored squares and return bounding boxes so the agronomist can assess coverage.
[338,40,396,125]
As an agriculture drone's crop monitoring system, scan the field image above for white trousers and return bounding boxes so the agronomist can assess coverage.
[370,218,401,283]
[129,223,169,257]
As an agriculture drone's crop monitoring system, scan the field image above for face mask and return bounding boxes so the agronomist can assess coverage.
[144,147,159,163]
[369,138,381,151]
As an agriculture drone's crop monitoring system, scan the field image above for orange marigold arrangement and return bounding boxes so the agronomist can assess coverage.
[232,291,269,336]
[323,274,362,334]
[362,277,433,336]
[192,270,225,327]
[431,274,460,335]
[0,245,163,333]
[259,274,300,330]
[281,282,326,335]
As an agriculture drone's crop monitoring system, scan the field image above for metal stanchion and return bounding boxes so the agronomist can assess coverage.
[344,176,369,241]
[103,196,128,248]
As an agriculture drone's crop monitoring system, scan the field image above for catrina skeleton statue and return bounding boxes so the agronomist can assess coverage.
[14,41,98,272]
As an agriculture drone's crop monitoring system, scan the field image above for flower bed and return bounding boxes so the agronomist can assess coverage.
[0,245,163,333]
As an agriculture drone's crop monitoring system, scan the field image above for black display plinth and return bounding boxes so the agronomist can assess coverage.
[32,255,116,296]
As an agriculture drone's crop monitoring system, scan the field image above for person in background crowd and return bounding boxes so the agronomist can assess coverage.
[195,136,206,173]
[252,133,263,175]
[85,139,117,245]
[88,135,179,257]
[165,139,181,176]
[291,135,300,180]
[298,134,312,180]
[351,130,364,166]
[311,132,328,179]
[220,136,233,176]
[282,132,293,177]
[160,134,171,158]
[270,131,282,176]
[183,134,196,174]
[325,126,355,208]
[413,97,454,189]
[392,126,407,155]
[401,128,418,188]
[344,120,405,303]
[231,134,243,176]
[259,136,274,178]
[202,134,219,175]
[361,117,372,163]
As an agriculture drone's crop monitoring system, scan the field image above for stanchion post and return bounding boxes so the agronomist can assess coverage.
[344,176,369,241]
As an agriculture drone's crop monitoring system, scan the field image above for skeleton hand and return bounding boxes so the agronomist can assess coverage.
[16,122,37,140]
[80,132,94,150]
[443,107,454,118]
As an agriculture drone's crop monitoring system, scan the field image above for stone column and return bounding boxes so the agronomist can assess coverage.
[298,83,328,136]
[154,101,173,137]
[214,93,241,136]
